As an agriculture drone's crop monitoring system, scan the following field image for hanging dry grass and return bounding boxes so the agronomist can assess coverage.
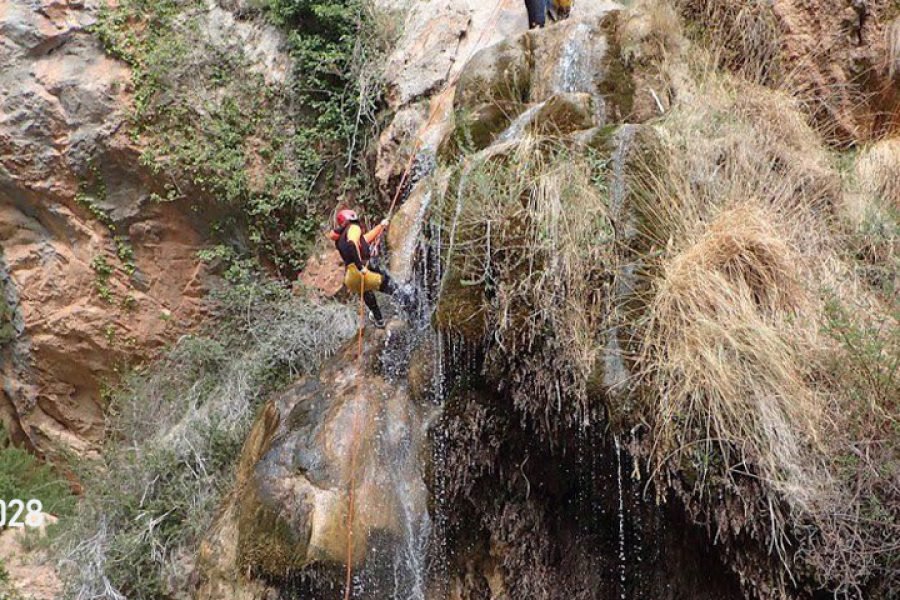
[625,41,899,594]
[438,137,616,431]
[638,204,828,509]
[838,139,900,295]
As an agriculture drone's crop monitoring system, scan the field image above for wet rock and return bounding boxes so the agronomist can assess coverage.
[200,327,431,585]
[454,35,532,109]
[889,17,900,80]
[444,8,646,155]
[496,92,596,140]
[440,102,518,156]
[387,170,449,282]
[434,264,488,341]
[375,0,535,189]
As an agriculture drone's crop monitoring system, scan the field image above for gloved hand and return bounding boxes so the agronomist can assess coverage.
[380,218,389,228]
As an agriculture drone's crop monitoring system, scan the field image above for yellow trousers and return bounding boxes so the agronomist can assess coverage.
[344,265,383,294]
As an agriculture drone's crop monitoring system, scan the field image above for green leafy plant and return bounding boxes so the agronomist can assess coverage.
[91,0,395,276]
[56,283,356,599]
[0,426,75,518]
[90,256,114,303]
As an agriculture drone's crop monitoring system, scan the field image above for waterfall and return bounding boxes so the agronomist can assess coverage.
[362,154,446,599]
[615,436,627,600]
[604,125,638,398]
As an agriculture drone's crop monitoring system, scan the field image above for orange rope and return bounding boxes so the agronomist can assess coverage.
[341,3,509,597]
[343,276,367,600]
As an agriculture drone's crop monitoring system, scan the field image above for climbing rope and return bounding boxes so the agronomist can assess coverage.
[341,2,509,597]
[343,276,367,600]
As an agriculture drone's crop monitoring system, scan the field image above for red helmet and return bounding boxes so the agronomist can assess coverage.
[336,209,358,228]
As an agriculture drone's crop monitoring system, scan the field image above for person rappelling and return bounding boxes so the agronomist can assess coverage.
[524,0,571,29]
[328,208,402,329]
[524,0,546,28]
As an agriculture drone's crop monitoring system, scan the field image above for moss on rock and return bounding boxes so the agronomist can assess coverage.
[0,276,14,348]
[232,400,314,575]
[454,36,532,110]
[598,12,637,123]
[439,103,518,159]
[434,266,488,341]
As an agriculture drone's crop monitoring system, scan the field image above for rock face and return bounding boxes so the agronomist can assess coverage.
[0,0,215,453]
[375,0,624,189]
[196,322,435,598]
[0,0,297,453]
[0,512,61,599]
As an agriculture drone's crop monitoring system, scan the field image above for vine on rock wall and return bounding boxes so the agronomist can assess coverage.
[92,0,396,276]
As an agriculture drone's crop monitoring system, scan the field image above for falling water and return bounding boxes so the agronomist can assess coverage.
[604,125,638,397]
[615,436,627,600]
[552,21,595,95]
[343,151,442,600]
[609,125,637,235]
[495,101,546,143]
[392,474,431,599]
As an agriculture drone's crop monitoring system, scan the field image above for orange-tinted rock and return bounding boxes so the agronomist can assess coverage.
[298,250,345,297]
[0,0,212,453]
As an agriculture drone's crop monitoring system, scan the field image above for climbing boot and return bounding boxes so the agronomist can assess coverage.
[368,310,386,329]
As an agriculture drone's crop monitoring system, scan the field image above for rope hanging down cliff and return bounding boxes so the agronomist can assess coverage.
[342,1,508,597]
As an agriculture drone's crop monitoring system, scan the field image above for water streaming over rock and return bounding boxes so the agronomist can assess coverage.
[604,125,638,399]
[614,436,627,600]
[370,34,645,595]
[496,102,546,143]
[355,151,449,599]
[332,7,744,598]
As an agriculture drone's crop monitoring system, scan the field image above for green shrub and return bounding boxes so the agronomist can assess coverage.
[0,426,75,518]
[55,282,356,599]
[91,0,395,275]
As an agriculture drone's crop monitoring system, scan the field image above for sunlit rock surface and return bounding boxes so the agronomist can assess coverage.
[0,0,213,453]
[196,322,435,598]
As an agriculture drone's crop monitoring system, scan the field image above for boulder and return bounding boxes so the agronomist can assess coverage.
[198,325,432,587]
[0,512,61,600]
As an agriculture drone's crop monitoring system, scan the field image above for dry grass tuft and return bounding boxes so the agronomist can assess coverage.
[620,0,685,65]
[638,204,827,511]
[853,139,900,206]
[56,286,356,599]
[670,0,784,86]
[839,139,900,294]
[626,39,899,593]
[438,138,615,431]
